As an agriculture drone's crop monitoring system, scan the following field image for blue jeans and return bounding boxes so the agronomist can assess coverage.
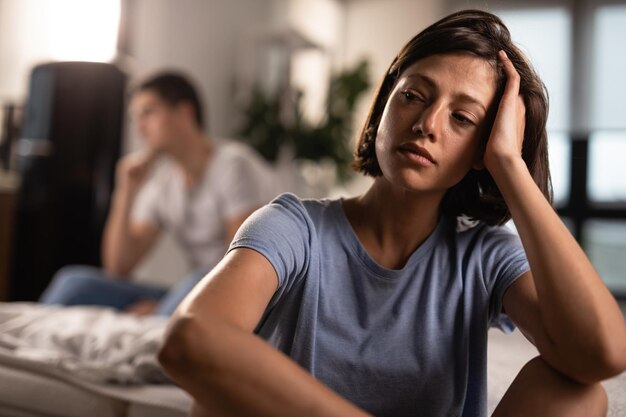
[39,265,206,316]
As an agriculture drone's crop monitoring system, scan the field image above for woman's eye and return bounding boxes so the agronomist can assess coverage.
[452,113,474,126]
[402,91,423,102]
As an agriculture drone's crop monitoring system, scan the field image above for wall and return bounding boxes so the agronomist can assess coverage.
[286,0,344,124]
[125,0,275,143]
[341,0,442,129]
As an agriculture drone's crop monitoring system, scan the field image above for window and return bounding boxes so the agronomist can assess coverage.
[589,132,626,202]
[588,4,626,203]
[591,4,626,130]
[548,132,571,205]
[584,220,626,294]
[45,0,121,62]
[586,4,626,294]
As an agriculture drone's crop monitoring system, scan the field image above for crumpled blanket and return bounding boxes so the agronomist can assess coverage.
[0,302,172,385]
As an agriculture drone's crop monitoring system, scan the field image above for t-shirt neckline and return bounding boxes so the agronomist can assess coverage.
[331,198,447,279]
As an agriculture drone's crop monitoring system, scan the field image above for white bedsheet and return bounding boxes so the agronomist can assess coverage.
[0,349,192,417]
[0,302,170,385]
[0,302,623,416]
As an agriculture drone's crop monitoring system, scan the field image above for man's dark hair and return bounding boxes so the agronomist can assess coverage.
[134,72,206,130]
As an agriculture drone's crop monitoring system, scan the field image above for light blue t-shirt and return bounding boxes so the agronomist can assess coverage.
[228,193,529,417]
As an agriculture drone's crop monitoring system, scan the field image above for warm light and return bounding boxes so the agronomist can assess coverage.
[46,0,121,62]
[0,0,121,100]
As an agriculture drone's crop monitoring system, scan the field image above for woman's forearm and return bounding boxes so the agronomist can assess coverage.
[490,155,626,380]
[159,313,372,417]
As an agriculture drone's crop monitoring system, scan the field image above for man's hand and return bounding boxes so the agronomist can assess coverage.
[102,149,161,277]
[116,149,160,196]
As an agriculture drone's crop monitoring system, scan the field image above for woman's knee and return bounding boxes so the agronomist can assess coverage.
[523,357,607,415]
[494,356,608,417]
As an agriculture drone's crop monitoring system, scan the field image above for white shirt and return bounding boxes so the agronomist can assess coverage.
[132,140,279,271]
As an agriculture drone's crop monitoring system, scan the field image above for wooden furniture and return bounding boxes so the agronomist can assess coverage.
[0,170,19,301]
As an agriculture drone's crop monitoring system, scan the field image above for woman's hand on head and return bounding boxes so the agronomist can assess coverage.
[483,50,526,173]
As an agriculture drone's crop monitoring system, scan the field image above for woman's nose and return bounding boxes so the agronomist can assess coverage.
[412,102,444,141]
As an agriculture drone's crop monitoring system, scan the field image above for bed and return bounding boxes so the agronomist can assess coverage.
[0,359,191,417]
[0,303,192,417]
[0,302,624,417]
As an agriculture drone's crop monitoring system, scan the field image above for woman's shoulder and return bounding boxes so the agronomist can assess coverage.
[450,217,524,255]
[268,193,341,222]
[231,193,344,268]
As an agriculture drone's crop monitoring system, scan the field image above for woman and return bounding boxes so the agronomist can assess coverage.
[159,10,626,417]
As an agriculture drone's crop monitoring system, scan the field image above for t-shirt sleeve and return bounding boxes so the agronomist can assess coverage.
[219,151,276,218]
[480,225,530,332]
[227,193,312,304]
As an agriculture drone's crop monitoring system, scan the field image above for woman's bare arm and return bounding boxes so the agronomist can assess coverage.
[489,51,626,384]
[158,248,372,417]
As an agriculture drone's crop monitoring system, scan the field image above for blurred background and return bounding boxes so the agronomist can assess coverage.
[0,0,624,301]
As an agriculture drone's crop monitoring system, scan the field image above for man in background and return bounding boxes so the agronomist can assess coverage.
[40,72,278,315]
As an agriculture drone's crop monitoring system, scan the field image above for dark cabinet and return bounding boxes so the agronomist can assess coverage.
[10,62,126,301]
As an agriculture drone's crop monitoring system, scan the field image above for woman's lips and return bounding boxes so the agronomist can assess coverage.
[397,143,436,166]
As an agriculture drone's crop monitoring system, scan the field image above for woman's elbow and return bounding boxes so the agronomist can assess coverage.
[158,315,204,376]
[597,335,626,380]
[568,337,626,383]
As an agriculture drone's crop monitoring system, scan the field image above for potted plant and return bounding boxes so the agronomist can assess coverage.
[237,60,370,195]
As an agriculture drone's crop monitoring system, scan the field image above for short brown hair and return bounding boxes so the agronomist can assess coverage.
[133,72,206,130]
[353,9,552,225]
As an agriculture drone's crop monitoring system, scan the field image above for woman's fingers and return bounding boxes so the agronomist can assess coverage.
[516,95,526,147]
[484,50,526,168]
[499,50,521,99]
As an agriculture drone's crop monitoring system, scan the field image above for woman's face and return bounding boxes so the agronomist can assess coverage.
[375,53,497,197]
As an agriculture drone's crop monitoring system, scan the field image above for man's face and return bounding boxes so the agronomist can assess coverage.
[129,90,180,152]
